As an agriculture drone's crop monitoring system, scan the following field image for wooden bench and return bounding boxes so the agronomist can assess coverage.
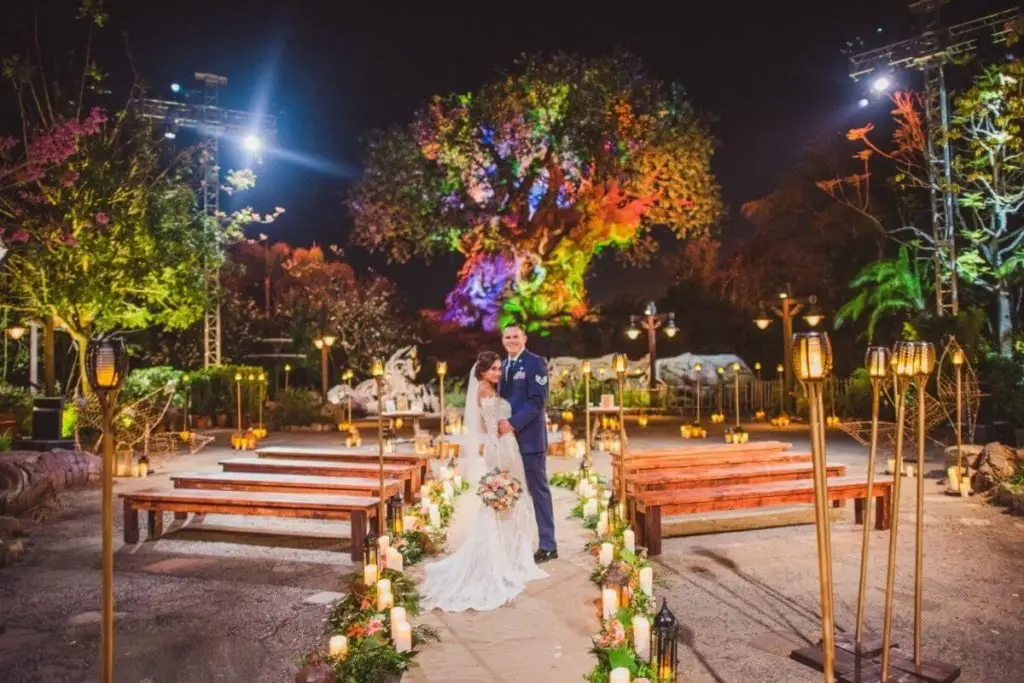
[121,488,379,560]
[222,457,421,501]
[256,447,430,491]
[627,461,847,493]
[611,441,794,488]
[172,471,405,499]
[634,476,894,556]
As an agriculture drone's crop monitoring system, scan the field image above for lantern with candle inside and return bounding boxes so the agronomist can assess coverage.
[603,565,631,613]
[561,409,574,424]
[382,428,396,454]
[294,651,337,683]
[607,491,621,528]
[230,432,246,450]
[725,426,749,444]
[826,414,841,428]
[137,455,150,477]
[387,495,405,536]
[414,433,430,454]
[637,413,649,428]
[652,599,679,682]
[681,423,706,439]
[363,530,379,568]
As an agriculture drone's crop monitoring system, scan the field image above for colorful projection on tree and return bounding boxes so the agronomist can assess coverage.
[348,53,722,330]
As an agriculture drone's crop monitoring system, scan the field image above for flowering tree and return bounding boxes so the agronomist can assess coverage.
[349,52,722,331]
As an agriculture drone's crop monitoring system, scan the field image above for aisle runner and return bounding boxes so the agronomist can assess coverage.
[407,486,597,683]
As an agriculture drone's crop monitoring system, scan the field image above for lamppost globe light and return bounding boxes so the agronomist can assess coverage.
[436,360,447,377]
[663,315,678,338]
[871,75,892,93]
[322,334,337,347]
[6,325,26,341]
[581,360,591,375]
[313,337,324,350]
[754,362,762,371]
[694,362,703,372]
[248,373,256,381]
[258,372,266,382]
[803,295,825,328]
[776,363,784,374]
[284,363,292,372]
[234,372,242,381]
[343,368,354,381]
[612,353,628,375]
[754,313,772,330]
[371,357,385,378]
[626,323,641,341]
[717,366,724,375]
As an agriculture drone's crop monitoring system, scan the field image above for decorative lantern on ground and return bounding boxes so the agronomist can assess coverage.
[382,428,396,454]
[294,651,337,683]
[363,530,379,568]
[562,409,574,424]
[137,454,150,477]
[607,491,619,528]
[637,413,649,428]
[387,495,405,536]
[652,599,680,682]
[725,426,749,444]
[603,565,632,616]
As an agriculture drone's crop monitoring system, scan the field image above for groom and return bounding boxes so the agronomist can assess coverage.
[497,325,558,563]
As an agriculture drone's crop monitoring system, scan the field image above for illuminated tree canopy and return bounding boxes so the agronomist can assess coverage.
[349,52,722,331]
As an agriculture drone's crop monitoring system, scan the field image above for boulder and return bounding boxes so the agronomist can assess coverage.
[975,442,1021,479]
[944,444,984,468]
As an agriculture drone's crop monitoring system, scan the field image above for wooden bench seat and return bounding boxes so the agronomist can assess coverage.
[121,488,379,560]
[172,471,404,498]
[634,476,894,556]
[221,457,421,501]
[620,440,792,461]
[627,461,847,493]
[257,446,430,487]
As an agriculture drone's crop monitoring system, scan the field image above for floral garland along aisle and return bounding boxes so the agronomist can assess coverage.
[550,469,680,683]
[294,470,470,683]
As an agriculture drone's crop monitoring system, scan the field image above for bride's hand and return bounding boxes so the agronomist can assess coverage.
[497,419,513,436]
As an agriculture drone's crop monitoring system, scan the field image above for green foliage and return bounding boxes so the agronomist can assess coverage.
[835,246,930,341]
[0,433,12,451]
[61,403,76,438]
[120,366,184,406]
[977,353,1024,427]
[0,383,33,433]
[185,365,266,417]
[270,388,321,428]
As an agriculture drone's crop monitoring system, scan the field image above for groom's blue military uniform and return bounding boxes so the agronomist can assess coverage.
[500,349,557,552]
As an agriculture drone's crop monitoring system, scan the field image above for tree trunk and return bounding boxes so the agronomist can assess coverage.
[74,332,94,398]
[997,284,1013,358]
[43,315,56,395]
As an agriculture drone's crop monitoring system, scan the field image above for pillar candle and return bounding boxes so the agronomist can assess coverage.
[639,566,653,598]
[454,474,463,489]
[602,587,618,620]
[378,535,391,556]
[390,606,407,639]
[583,499,599,518]
[623,529,636,553]
[443,480,453,499]
[441,490,452,504]
[386,547,404,573]
[328,634,348,659]
[420,483,429,500]
[377,578,391,596]
[599,542,614,567]
[394,620,412,653]
[596,511,609,537]
[439,465,449,480]
[363,563,378,586]
[632,615,650,661]
[429,503,441,528]
[403,514,418,531]
[609,667,630,683]
[377,588,394,610]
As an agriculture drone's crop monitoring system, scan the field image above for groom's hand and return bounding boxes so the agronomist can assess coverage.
[497,419,513,436]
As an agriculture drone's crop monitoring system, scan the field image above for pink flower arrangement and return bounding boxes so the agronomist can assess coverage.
[364,616,384,637]
[477,467,522,512]
[94,212,109,225]
[593,619,626,649]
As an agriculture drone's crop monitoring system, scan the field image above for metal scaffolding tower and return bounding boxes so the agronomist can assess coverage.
[848,2,1022,317]
[140,73,276,367]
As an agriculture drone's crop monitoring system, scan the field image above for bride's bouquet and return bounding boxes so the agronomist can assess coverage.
[477,467,523,512]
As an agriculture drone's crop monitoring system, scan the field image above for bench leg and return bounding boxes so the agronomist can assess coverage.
[148,510,165,539]
[832,498,843,509]
[174,512,188,521]
[123,499,139,544]
[637,505,662,557]
[350,511,367,562]
[876,490,891,530]
[854,497,865,525]
[404,475,415,503]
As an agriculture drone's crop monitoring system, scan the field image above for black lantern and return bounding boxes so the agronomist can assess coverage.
[85,336,129,395]
[577,460,591,485]
[387,495,404,536]
[602,565,631,613]
[363,529,378,567]
[607,490,619,528]
[652,599,679,682]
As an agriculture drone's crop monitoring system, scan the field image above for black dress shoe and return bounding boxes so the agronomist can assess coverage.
[534,549,558,563]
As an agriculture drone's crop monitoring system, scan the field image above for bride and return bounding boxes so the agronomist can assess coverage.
[420,351,547,612]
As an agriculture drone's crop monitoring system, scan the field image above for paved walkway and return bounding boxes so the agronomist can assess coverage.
[407,457,596,683]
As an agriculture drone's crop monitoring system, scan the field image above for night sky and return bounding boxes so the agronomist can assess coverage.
[2,0,1013,310]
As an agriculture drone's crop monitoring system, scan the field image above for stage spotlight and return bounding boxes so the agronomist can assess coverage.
[871,76,891,93]
[243,134,262,152]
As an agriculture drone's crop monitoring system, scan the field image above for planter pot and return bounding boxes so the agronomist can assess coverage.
[216,414,229,428]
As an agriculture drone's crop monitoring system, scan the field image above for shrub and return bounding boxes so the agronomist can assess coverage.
[0,383,34,434]
[977,353,1024,427]
[0,433,12,451]
[121,366,185,406]
[186,365,266,417]
[271,388,321,428]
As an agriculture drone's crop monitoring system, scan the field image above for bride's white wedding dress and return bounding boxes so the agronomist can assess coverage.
[420,393,547,612]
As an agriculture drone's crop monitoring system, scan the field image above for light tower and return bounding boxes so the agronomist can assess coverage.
[140,73,277,367]
[847,1,1022,318]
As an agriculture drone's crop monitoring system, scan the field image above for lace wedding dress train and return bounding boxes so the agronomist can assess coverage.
[420,396,547,612]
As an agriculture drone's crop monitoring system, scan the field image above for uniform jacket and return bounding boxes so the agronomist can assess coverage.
[499,348,549,455]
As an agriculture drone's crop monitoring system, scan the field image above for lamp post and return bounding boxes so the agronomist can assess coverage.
[284,363,291,392]
[909,342,936,668]
[952,348,965,495]
[775,363,784,414]
[753,362,762,414]
[256,372,267,437]
[693,362,703,424]
[234,372,243,433]
[731,361,742,427]
[313,333,336,402]
[880,342,915,680]
[854,346,890,650]
[753,285,824,413]
[716,366,725,420]
[436,361,447,463]
[371,357,387,534]
[612,353,628,507]
[626,301,678,390]
[342,368,355,426]
[792,331,835,683]
[181,373,191,434]
[582,360,593,468]
[85,336,129,683]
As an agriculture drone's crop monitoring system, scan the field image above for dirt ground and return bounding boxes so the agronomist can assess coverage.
[1,423,1022,683]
